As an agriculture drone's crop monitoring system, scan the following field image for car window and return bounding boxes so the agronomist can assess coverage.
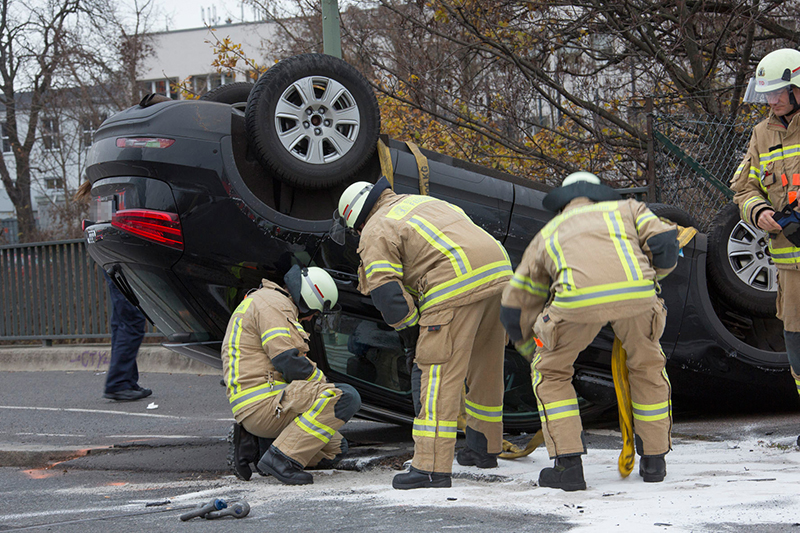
[321,315,411,394]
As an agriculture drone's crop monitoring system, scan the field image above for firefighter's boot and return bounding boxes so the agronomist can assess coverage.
[538,455,586,491]
[315,438,349,470]
[456,447,498,468]
[257,446,313,485]
[228,423,260,481]
[639,455,667,482]
[392,466,452,490]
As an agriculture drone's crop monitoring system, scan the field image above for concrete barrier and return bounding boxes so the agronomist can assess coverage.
[0,344,219,375]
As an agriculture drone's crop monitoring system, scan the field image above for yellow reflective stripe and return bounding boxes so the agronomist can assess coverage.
[412,419,437,438]
[408,215,471,276]
[465,399,503,423]
[759,143,800,166]
[741,196,763,219]
[545,232,574,291]
[261,327,291,345]
[553,280,656,309]
[385,195,437,220]
[605,210,642,282]
[769,241,800,264]
[531,352,545,423]
[423,364,442,420]
[229,382,287,413]
[541,201,621,238]
[227,316,245,395]
[306,367,325,382]
[794,377,799,395]
[437,420,458,438]
[397,307,419,330]
[542,398,580,421]
[296,389,336,443]
[635,211,657,229]
[632,400,671,422]
[233,297,253,315]
[291,320,306,334]
[419,261,512,312]
[517,336,538,357]
[365,260,403,278]
[510,273,549,297]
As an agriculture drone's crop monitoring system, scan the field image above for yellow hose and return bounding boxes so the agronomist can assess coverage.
[612,336,635,477]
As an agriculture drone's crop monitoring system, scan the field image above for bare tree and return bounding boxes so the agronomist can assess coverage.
[0,0,156,242]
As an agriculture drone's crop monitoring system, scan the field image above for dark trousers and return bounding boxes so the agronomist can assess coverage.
[103,272,146,393]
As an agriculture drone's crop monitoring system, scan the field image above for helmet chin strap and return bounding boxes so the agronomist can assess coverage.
[781,86,800,120]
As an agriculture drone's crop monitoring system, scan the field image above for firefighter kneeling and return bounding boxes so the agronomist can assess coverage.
[222,266,361,485]
[500,172,679,491]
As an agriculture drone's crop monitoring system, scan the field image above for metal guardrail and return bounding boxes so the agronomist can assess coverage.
[0,239,160,343]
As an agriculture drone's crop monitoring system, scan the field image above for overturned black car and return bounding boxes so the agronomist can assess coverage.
[83,54,795,432]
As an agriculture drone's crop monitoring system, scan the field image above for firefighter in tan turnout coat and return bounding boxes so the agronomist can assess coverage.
[338,177,513,490]
[221,266,361,485]
[500,172,679,491]
[733,48,800,417]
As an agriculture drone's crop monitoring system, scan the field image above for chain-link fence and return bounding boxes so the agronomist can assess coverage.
[652,112,765,232]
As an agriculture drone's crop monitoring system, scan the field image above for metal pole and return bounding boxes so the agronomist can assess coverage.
[321,0,342,58]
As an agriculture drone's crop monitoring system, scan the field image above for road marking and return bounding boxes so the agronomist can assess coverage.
[0,405,232,421]
[16,433,87,437]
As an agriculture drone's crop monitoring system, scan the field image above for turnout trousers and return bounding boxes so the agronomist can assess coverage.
[776,270,800,399]
[411,294,505,474]
[532,299,672,458]
[239,380,358,467]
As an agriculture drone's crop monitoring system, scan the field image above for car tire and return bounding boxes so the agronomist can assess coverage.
[245,53,380,189]
[646,203,697,228]
[199,82,254,104]
[706,203,777,317]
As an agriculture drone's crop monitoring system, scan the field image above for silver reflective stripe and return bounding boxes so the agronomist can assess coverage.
[297,414,334,441]
[408,216,469,275]
[608,212,639,280]
[421,264,513,307]
[633,405,670,418]
[545,403,579,417]
[555,283,654,304]
[229,383,287,408]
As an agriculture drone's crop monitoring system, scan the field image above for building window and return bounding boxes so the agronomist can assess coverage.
[41,118,60,151]
[192,75,209,96]
[45,177,64,189]
[81,114,107,149]
[140,78,180,100]
[1,122,10,153]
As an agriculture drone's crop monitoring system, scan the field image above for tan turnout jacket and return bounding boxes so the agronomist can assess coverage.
[731,110,800,270]
[221,280,325,422]
[501,198,678,355]
[357,190,513,328]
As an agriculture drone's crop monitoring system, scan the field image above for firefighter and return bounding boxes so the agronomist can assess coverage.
[221,265,361,485]
[500,172,679,491]
[734,48,800,419]
[337,177,513,489]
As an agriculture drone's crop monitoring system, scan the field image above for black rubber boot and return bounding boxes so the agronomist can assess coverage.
[456,447,498,468]
[228,424,260,481]
[392,466,452,490]
[639,456,667,482]
[538,456,586,491]
[257,446,313,485]
[314,438,349,470]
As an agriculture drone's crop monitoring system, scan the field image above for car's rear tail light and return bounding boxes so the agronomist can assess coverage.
[111,209,184,250]
[115,137,175,149]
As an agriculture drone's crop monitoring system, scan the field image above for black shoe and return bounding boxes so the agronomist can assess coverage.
[257,446,313,485]
[639,456,666,482]
[392,466,452,490]
[103,388,150,401]
[227,424,261,481]
[132,384,152,398]
[456,447,498,468]
[538,456,586,491]
[314,438,349,470]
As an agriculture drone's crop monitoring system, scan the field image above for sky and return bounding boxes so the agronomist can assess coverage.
[152,0,258,32]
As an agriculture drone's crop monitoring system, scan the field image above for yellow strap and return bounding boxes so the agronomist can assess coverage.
[677,225,698,248]
[405,140,430,196]
[612,336,635,477]
[377,139,394,190]
[499,430,544,459]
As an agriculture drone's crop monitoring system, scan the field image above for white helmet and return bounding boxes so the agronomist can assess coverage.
[299,266,338,312]
[338,181,373,229]
[562,171,601,187]
[744,48,800,104]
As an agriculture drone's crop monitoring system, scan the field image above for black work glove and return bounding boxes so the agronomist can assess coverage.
[397,324,420,374]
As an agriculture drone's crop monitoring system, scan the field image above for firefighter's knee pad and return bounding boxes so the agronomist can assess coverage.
[334,383,362,421]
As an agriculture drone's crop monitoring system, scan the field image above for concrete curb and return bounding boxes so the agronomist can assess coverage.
[0,344,218,375]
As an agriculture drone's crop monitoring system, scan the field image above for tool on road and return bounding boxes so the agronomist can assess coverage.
[179,498,228,521]
[205,501,251,519]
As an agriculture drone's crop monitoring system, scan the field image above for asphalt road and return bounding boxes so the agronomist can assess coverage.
[0,370,798,532]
